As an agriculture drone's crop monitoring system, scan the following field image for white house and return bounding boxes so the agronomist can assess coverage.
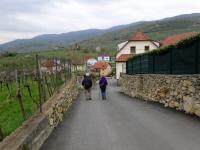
[87,58,97,66]
[116,32,159,81]
[97,53,110,62]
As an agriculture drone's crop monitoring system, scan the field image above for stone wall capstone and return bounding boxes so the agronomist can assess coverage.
[120,74,200,117]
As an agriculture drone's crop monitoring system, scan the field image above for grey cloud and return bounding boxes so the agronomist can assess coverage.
[0,0,111,33]
[0,0,199,44]
[0,0,56,33]
[74,0,115,4]
[0,0,53,13]
[0,15,43,32]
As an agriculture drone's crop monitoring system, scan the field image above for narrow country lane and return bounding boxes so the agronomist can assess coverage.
[41,79,200,150]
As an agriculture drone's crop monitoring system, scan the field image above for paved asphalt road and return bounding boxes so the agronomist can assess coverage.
[41,80,200,150]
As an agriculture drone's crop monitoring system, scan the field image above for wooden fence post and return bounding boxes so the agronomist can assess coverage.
[23,70,39,108]
[15,69,26,121]
[40,59,46,102]
[45,75,53,96]
[41,79,46,102]
[6,82,12,98]
[36,54,43,113]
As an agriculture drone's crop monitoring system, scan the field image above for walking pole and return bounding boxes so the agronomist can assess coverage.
[106,86,109,100]
[99,86,101,100]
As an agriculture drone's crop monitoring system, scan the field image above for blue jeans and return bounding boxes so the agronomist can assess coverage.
[101,88,106,99]
[102,91,106,97]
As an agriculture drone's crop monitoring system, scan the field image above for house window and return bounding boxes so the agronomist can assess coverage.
[145,46,150,52]
[130,46,136,54]
[104,57,109,60]
[98,57,102,61]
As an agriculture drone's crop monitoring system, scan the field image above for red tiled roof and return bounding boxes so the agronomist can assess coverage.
[84,55,92,61]
[116,54,133,62]
[160,32,198,48]
[71,58,86,65]
[129,32,151,41]
[93,62,110,69]
[42,59,56,68]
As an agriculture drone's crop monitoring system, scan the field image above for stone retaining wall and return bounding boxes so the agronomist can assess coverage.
[120,74,200,117]
[0,77,79,150]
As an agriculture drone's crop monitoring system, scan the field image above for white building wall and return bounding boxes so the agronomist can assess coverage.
[116,41,158,58]
[116,62,126,80]
[117,41,128,51]
[98,56,110,62]
[87,59,97,66]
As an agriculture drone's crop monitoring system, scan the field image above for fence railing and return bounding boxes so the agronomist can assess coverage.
[126,37,200,75]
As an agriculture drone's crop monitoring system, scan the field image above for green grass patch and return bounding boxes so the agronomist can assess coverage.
[0,81,39,136]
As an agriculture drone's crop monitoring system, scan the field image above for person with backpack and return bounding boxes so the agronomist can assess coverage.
[99,75,108,100]
[82,73,93,100]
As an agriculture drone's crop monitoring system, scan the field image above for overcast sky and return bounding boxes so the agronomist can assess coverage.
[0,0,199,44]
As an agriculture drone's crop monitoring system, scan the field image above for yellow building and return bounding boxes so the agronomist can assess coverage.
[71,59,86,74]
[93,62,112,76]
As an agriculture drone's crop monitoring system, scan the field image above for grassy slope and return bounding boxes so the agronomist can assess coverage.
[0,75,66,137]
[0,81,39,136]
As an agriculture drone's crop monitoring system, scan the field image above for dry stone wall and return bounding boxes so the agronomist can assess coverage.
[44,78,79,127]
[120,74,200,117]
[0,77,79,150]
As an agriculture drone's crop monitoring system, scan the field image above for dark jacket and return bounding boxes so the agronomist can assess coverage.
[99,77,108,92]
[82,76,92,89]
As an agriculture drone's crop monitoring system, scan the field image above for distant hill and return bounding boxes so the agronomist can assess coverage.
[0,13,200,52]
[0,29,105,52]
[79,13,200,50]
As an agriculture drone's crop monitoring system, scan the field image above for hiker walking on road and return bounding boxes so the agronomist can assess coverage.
[99,75,108,100]
[82,73,93,100]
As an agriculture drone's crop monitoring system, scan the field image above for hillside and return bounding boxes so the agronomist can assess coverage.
[0,29,105,52]
[79,13,200,50]
[0,13,200,52]
[0,24,132,52]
